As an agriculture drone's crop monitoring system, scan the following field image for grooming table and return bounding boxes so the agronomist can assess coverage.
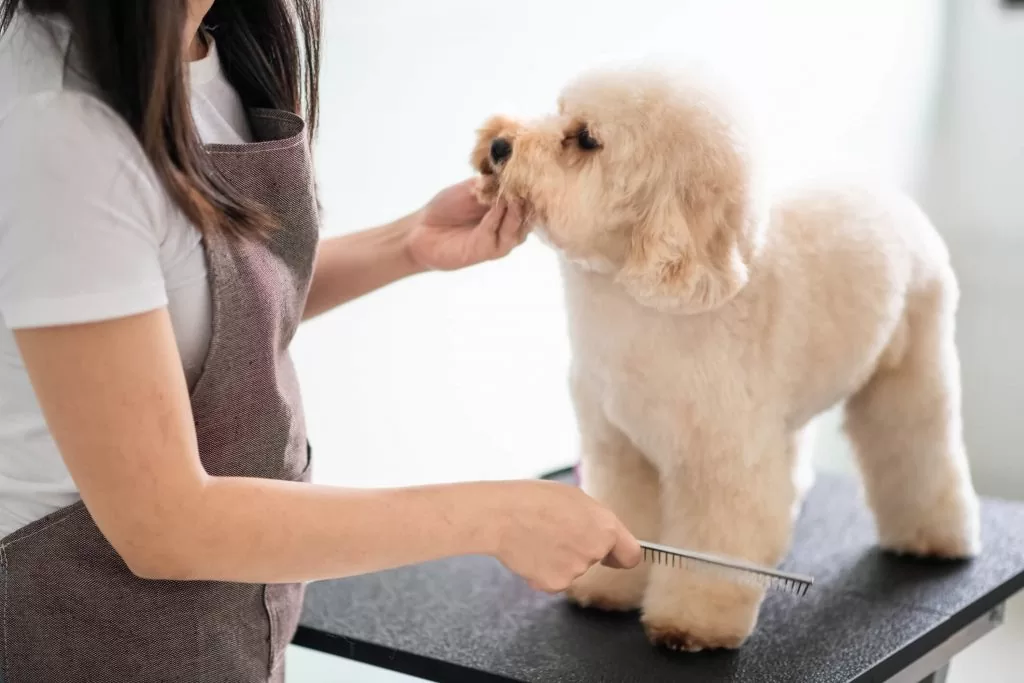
[294,470,1024,682]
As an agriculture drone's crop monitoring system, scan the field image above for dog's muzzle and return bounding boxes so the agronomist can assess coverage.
[490,137,512,165]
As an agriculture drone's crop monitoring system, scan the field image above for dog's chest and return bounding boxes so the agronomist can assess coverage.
[587,329,733,445]
[564,272,747,457]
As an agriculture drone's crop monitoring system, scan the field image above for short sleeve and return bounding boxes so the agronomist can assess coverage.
[0,92,170,329]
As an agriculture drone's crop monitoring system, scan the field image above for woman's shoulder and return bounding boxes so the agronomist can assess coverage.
[0,88,165,223]
[2,88,142,160]
[1,12,72,112]
[0,91,177,332]
[0,12,139,157]
[0,94,176,279]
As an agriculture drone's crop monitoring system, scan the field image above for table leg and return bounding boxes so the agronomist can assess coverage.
[918,663,949,683]
[887,603,1005,682]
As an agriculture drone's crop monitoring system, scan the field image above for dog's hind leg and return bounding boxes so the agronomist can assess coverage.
[844,279,980,558]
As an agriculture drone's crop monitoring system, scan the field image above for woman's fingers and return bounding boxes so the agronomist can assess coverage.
[476,200,508,238]
[516,217,530,245]
[495,200,525,255]
[464,197,525,262]
[601,524,643,570]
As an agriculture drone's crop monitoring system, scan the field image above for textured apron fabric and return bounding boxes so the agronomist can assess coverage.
[0,109,319,683]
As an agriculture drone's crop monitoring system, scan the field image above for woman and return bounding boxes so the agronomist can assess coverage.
[0,1,641,680]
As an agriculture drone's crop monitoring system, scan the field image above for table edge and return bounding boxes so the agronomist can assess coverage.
[294,470,1024,683]
[292,625,521,683]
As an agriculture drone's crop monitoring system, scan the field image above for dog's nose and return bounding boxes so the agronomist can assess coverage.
[490,137,513,164]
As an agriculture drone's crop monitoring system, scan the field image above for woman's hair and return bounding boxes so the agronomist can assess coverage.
[0,0,322,238]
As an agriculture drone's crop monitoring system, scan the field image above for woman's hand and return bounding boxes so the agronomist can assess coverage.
[304,178,528,318]
[484,480,643,593]
[405,178,528,271]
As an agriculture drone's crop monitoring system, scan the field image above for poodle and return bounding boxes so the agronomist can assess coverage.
[470,66,981,652]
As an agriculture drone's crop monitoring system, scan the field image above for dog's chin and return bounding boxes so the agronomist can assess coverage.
[568,256,617,274]
[565,254,618,275]
[531,224,558,249]
[533,226,618,275]
[475,170,615,275]
[473,172,501,206]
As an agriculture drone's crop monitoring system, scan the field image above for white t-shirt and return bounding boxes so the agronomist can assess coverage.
[0,16,253,537]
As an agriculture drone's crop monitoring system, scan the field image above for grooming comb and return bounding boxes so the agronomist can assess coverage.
[639,541,814,597]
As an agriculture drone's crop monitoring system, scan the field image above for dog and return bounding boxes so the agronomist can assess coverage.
[471,66,981,651]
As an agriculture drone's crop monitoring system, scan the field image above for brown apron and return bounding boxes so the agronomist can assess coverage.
[0,109,319,682]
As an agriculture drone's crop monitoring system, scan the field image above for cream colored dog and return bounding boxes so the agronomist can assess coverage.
[471,66,981,652]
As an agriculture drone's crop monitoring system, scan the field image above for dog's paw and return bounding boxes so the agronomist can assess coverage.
[880,529,980,560]
[565,564,647,613]
[643,620,746,652]
[877,492,981,560]
[641,572,761,652]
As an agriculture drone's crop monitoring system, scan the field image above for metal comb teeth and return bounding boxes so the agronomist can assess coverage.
[639,541,814,597]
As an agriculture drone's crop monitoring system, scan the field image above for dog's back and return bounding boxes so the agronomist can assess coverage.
[747,185,956,424]
[564,184,954,438]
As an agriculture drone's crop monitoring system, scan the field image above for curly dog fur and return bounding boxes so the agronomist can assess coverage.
[472,65,981,651]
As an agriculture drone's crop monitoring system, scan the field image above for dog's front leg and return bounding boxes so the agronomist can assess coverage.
[641,432,797,651]
[564,378,661,612]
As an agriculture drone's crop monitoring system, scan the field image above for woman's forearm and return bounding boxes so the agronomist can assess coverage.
[304,216,425,319]
[140,476,499,583]
[16,303,637,592]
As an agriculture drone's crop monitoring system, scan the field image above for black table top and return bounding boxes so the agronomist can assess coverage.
[295,472,1024,683]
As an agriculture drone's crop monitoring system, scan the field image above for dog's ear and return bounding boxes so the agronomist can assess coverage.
[615,165,758,314]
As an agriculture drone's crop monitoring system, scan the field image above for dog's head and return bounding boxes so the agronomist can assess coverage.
[472,67,764,314]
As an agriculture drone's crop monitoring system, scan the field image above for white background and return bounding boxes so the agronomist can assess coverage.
[288,1,1024,679]
[294,0,949,491]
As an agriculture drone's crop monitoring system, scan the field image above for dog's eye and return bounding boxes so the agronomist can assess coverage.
[575,127,601,151]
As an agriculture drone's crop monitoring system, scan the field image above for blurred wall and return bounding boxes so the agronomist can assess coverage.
[917,0,1024,500]
[295,1,956,490]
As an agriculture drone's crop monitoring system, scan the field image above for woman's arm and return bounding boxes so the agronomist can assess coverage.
[303,215,423,319]
[304,179,525,319]
[15,310,637,588]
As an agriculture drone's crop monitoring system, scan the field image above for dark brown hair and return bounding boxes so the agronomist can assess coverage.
[0,0,322,238]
